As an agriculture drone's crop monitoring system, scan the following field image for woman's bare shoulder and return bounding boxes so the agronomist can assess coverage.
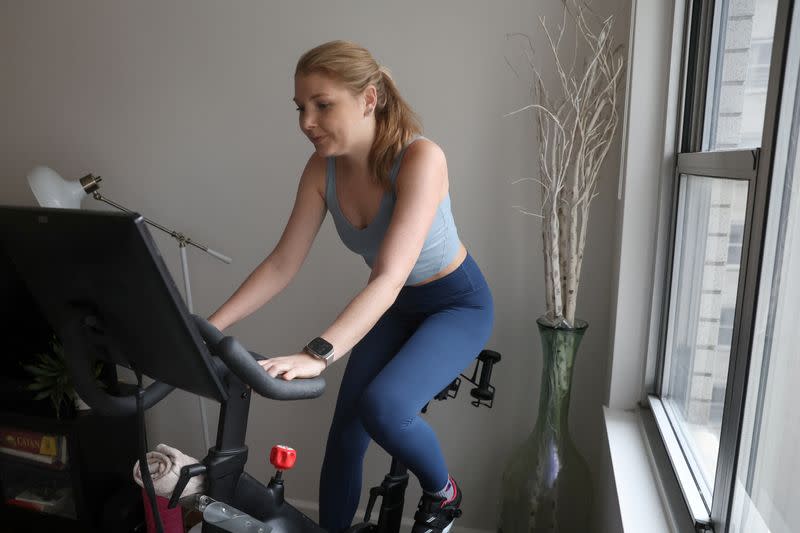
[404,136,445,162]
[299,151,328,198]
[398,137,447,183]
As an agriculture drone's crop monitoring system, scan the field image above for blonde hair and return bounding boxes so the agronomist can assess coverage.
[295,40,422,189]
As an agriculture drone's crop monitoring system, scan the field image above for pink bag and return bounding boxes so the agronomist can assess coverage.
[142,488,184,533]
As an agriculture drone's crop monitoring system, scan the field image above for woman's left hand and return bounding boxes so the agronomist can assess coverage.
[258,352,326,381]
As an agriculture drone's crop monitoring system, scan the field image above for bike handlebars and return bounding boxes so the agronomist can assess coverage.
[60,315,175,417]
[192,315,326,402]
[65,314,326,418]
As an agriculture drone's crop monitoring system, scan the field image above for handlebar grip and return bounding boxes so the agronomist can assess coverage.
[216,337,326,401]
[477,350,500,386]
[478,349,502,364]
[469,349,501,405]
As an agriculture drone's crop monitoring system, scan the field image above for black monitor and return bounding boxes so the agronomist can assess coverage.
[0,206,227,403]
[0,245,53,378]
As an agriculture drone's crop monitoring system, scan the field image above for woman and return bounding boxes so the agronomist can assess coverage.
[208,40,494,533]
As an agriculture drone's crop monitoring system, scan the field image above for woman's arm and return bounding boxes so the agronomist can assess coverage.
[208,153,328,331]
[260,140,447,379]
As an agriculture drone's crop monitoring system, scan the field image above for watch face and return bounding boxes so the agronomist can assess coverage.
[308,337,333,357]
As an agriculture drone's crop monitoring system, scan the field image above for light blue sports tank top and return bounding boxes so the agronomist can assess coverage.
[325,136,461,285]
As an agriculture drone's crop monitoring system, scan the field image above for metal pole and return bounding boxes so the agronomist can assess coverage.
[178,242,211,452]
[92,193,232,264]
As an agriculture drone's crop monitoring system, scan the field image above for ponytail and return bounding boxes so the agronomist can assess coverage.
[370,66,422,189]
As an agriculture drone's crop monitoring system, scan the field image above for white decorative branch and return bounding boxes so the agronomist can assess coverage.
[507,0,625,327]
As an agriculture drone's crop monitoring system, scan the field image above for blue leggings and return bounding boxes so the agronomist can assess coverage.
[318,254,494,532]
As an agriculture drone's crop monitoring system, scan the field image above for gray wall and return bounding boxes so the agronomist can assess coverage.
[0,1,628,530]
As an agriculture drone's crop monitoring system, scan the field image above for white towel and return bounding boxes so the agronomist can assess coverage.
[132,443,206,499]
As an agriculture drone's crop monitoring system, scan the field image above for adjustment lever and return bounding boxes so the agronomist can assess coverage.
[168,463,207,509]
[269,444,297,482]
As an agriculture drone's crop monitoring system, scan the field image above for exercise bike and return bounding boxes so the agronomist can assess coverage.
[184,322,499,533]
[0,206,500,533]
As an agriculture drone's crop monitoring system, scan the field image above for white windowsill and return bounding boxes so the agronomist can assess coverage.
[604,406,675,533]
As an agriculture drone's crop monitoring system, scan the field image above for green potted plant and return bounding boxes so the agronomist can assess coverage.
[23,335,102,419]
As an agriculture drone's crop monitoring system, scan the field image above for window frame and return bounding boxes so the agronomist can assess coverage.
[641,0,797,531]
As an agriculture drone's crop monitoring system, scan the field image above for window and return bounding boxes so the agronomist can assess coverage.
[662,175,749,498]
[704,0,779,151]
[728,7,800,531]
[646,0,799,531]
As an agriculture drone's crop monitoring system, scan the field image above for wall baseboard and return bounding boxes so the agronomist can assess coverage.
[289,498,494,533]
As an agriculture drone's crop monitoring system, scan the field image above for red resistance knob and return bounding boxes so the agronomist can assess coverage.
[270,445,297,470]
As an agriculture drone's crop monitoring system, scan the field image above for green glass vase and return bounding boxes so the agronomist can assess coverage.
[498,317,592,533]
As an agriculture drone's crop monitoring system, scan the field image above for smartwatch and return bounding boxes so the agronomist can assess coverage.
[304,337,334,367]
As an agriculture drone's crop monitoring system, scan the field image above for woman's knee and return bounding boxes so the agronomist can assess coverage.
[358,386,413,442]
